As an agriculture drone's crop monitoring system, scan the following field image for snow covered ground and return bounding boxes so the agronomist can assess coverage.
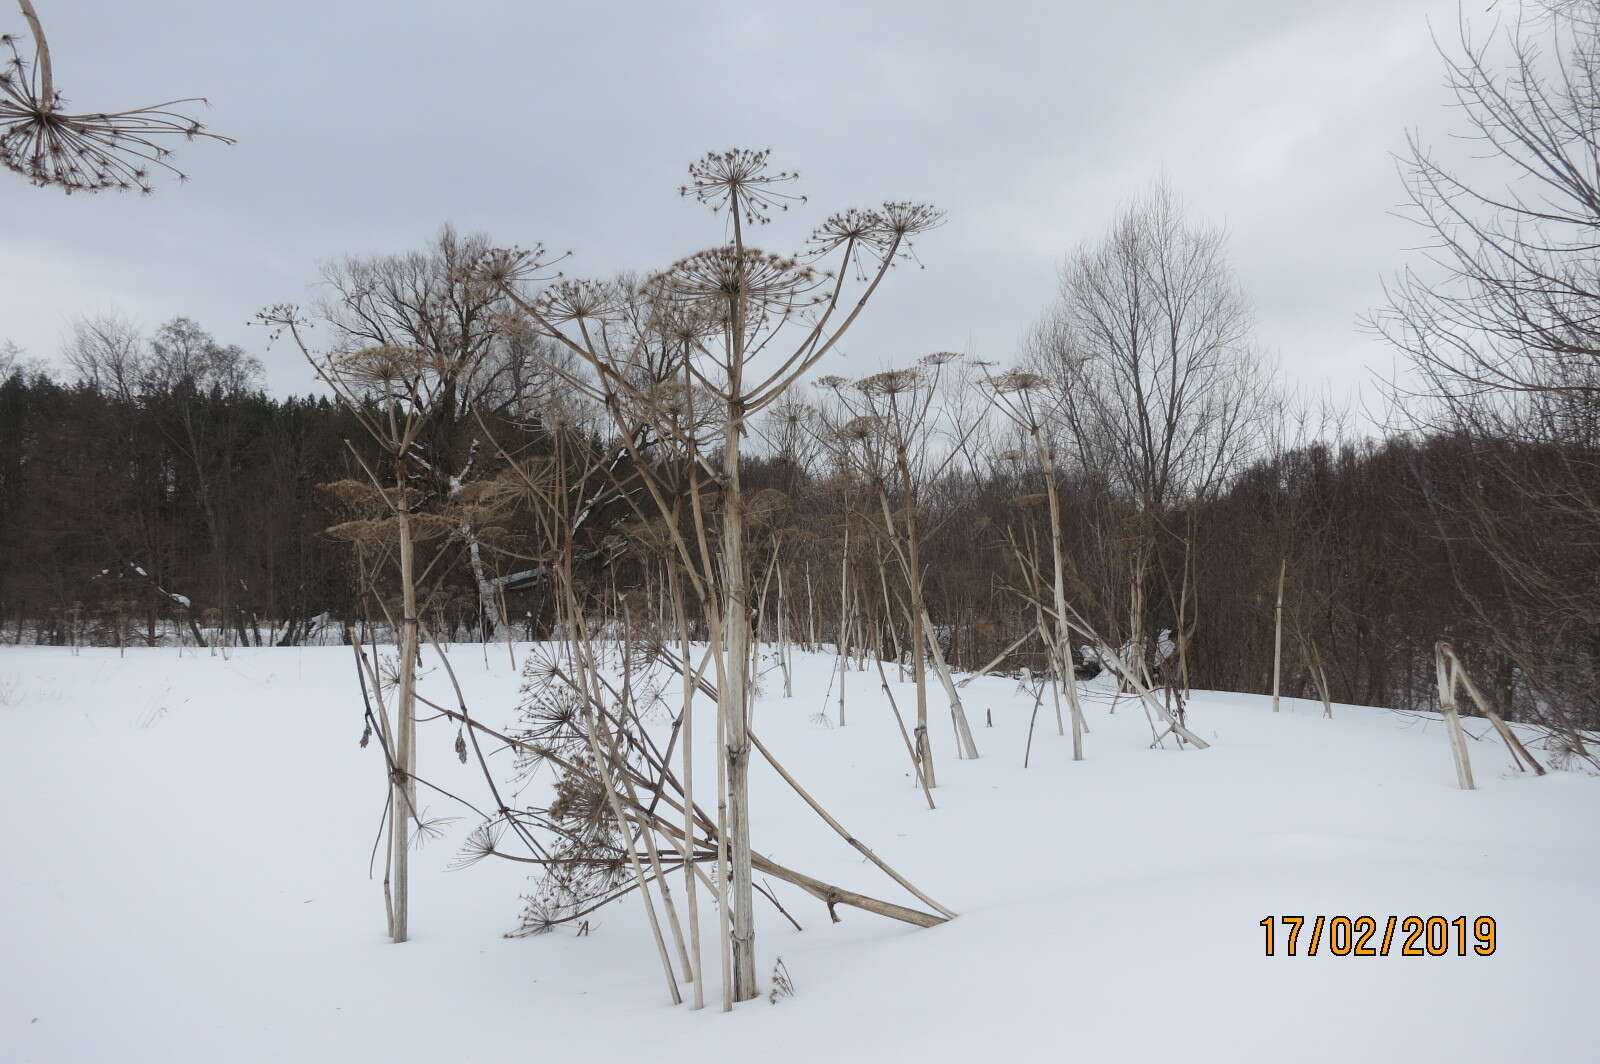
[2,644,1596,1063]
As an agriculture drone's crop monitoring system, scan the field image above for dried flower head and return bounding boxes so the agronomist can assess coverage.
[643,294,721,348]
[653,245,826,316]
[991,370,1051,394]
[806,202,945,275]
[635,379,721,439]
[840,414,886,442]
[771,399,813,429]
[334,344,434,386]
[807,207,881,255]
[538,279,619,325]
[680,148,803,224]
[0,18,233,193]
[879,201,945,239]
[870,201,945,263]
[448,818,507,871]
[856,367,924,397]
[324,518,382,543]
[472,244,561,288]
[806,207,892,277]
[318,478,390,511]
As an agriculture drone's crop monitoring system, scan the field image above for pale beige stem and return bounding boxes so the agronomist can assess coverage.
[1434,641,1476,790]
[749,731,955,918]
[16,0,51,105]
[1272,558,1286,713]
[1440,643,1544,776]
[920,609,979,759]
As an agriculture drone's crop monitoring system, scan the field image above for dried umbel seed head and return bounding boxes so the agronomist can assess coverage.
[641,378,707,421]
[807,202,945,270]
[813,374,849,392]
[448,819,507,872]
[472,244,559,288]
[538,279,618,325]
[324,518,382,543]
[408,513,457,542]
[807,207,882,256]
[991,370,1050,394]
[652,245,826,315]
[872,202,945,259]
[840,414,886,442]
[334,344,433,385]
[644,296,720,347]
[856,367,924,397]
[680,148,804,225]
[318,478,388,510]
[879,201,945,237]
[645,379,686,415]
[920,351,962,367]
[0,28,233,193]
[771,400,813,429]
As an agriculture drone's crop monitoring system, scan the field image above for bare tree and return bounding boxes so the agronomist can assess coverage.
[1376,1,1600,420]
[1031,181,1274,675]
[63,315,144,400]
[1374,0,1600,742]
[317,226,548,636]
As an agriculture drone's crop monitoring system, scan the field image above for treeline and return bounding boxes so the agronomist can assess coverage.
[0,317,577,647]
[4,352,1592,733]
[731,429,1599,731]
[0,356,362,645]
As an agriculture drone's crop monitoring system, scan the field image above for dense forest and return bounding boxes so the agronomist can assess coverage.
[3,335,1593,736]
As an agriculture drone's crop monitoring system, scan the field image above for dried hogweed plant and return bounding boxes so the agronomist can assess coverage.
[471,148,951,1008]
[1,0,232,193]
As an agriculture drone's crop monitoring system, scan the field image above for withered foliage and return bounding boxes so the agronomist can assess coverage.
[1,4,232,193]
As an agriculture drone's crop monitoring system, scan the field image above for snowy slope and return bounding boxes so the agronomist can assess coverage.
[1,644,1595,1063]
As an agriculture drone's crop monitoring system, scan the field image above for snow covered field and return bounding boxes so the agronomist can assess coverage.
[2,644,1596,1063]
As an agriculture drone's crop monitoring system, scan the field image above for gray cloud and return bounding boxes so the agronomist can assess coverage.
[1,0,1463,398]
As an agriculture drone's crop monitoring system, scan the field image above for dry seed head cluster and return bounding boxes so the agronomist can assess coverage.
[538,279,619,325]
[653,246,827,315]
[680,148,803,224]
[0,30,232,193]
[840,414,887,442]
[991,370,1051,394]
[333,344,436,386]
[856,367,925,397]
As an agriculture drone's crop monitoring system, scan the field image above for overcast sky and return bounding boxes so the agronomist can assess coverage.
[1,0,1473,399]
